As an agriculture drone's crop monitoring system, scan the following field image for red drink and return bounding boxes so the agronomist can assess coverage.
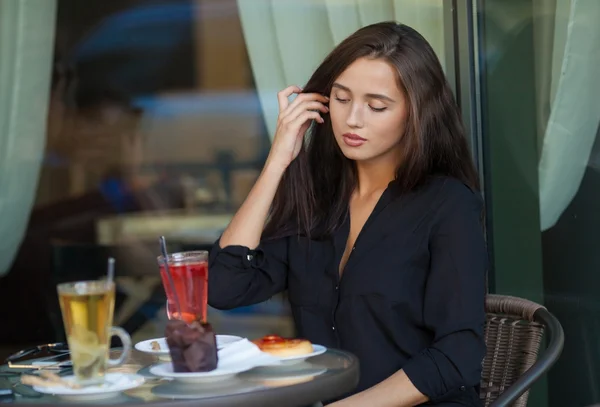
[158,251,208,324]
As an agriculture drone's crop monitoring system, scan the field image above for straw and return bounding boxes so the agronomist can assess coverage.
[107,257,115,285]
[159,236,183,320]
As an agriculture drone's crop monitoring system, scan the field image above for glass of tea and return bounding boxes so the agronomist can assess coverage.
[157,251,208,324]
[57,280,131,385]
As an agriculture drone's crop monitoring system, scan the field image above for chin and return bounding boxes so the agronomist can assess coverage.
[338,147,370,161]
[333,138,358,159]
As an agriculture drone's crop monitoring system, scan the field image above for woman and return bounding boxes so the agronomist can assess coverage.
[208,22,487,407]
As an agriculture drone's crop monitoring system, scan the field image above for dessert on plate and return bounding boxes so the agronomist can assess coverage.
[165,319,218,372]
[252,335,314,357]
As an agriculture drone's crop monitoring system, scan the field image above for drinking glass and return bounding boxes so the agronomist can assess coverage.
[57,280,131,385]
[157,251,209,324]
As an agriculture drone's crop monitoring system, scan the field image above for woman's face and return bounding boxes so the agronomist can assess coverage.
[329,57,408,164]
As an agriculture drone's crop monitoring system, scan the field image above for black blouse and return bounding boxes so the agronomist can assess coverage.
[208,176,487,406]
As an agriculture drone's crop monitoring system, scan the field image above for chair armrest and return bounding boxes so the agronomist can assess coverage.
[490,308,564,406]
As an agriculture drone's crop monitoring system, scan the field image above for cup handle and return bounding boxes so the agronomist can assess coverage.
[107,326,131,367]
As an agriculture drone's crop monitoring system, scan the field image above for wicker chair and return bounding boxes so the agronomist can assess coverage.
[481,295,564,407]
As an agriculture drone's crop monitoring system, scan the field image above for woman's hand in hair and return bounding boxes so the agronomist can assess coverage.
[266,85,329,171]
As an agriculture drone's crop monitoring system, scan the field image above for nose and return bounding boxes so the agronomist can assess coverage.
[346,103,364,128]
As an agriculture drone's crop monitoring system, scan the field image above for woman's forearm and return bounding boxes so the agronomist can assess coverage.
[218,160,285,250]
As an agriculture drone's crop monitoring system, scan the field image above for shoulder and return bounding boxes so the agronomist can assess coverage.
[435,176,481,207]
[419,176,484,224]
[413,175,481,205]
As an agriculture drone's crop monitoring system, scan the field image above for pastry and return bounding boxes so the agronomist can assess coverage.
[252,335,314,357]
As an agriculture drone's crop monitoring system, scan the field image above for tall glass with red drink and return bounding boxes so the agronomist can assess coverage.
[157,251,208,323]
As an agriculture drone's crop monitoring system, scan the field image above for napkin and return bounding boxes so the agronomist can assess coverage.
[216,339,282,369]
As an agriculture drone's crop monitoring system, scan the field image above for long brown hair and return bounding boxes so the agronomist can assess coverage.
[263,21,479,240]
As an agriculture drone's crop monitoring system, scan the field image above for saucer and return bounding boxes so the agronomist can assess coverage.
[148,338,282,384]
[274,344,327,365]
[149,362,255,384]
[135,335,243,361]
[32,373,145,401]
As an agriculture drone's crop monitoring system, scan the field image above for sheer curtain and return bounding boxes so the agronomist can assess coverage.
[236,0,445,139]
[536,0,600,230]
[238,0,600,232]
[0,0,56,276]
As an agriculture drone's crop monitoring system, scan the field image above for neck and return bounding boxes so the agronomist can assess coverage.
[354,155,398,198]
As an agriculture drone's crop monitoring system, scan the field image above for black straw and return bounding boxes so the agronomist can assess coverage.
[159,236,183,320]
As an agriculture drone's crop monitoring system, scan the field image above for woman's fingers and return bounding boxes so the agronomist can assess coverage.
[289,110,324,129]
[277,85,303,113]
[281,92,328,118]
[268,89,325,168]
[284,101,329,123]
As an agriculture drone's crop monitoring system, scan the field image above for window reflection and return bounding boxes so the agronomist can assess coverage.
[0,0,284,350]
[0,0,451,358]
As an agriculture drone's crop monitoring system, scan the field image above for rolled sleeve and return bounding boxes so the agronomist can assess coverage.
[403,182,487,403]
[208,237,289,310]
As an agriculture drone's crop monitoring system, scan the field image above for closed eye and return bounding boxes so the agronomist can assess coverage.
[335,96,387,112]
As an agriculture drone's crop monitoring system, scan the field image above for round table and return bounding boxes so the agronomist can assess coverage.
[0,348,359,407]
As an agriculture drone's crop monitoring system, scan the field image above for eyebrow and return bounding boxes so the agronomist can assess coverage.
[332,82,396,103]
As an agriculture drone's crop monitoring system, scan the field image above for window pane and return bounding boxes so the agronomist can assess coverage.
[478,0,600,405]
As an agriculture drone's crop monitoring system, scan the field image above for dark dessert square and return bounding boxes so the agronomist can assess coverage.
[165,319,218,372]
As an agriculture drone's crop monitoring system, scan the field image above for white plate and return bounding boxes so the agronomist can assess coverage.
[134,337,170,361]
[32,373,145,401]
[149,361,255,384]
[275,344,327,365]
[135,335,243,361]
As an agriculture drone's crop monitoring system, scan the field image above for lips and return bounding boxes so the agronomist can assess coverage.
[343,133,366,141]
[342,133,366,147]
